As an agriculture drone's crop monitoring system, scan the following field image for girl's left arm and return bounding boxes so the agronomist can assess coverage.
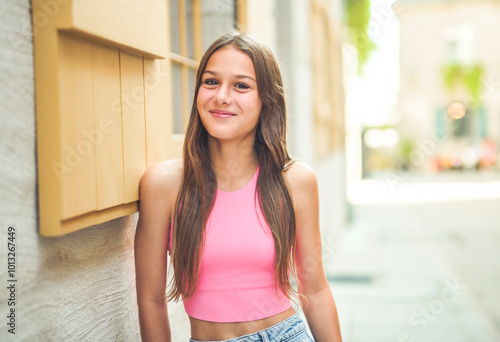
[286,162,343,342]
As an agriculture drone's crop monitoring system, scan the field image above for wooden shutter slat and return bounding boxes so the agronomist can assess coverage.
[59,34,97,219]
[92,43,124,210]
[144,58,167,165]
[121,51,147,203]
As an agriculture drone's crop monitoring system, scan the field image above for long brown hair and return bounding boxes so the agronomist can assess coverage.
[167,32,297,302]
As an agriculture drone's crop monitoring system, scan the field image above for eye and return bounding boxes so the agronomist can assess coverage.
[235,83,250,90]
[203,78,218,86]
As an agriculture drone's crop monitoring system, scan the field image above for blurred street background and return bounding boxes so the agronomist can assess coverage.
[327,183,500,342]
[330,0,500,341]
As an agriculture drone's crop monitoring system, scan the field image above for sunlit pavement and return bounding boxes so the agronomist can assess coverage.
[326,173,500,342]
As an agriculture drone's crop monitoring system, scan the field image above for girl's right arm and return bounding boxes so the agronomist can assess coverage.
[135,161,181,342]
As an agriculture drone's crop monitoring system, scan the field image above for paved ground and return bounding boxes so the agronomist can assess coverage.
[324,176,500,342]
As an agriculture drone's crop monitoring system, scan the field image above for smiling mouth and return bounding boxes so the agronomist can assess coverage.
[209,110,236,118]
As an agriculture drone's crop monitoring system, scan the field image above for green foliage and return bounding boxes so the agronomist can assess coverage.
[345,0,377,74]
[442,63,483,102]
[398,137,415,162]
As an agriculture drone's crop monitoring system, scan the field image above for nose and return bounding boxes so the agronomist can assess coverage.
[214,84,231,105]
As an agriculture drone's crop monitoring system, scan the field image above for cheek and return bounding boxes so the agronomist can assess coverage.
[197,91,208,113]
[196,95,202,112]
[251,98,263,117]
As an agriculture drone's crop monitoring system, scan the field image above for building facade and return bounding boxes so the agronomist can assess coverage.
[0,0,345,340]
[396,0,500,172]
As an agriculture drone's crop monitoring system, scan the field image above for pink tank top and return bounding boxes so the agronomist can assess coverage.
[168,165,291,322]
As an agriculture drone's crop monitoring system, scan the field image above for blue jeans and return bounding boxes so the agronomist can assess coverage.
[189,312,314,342]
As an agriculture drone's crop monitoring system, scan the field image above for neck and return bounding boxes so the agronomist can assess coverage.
[207,135,259,185]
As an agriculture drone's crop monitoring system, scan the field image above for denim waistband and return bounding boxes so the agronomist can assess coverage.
[189,311,306,342]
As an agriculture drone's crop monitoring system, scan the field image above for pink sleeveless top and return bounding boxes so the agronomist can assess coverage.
[168,165,291,322]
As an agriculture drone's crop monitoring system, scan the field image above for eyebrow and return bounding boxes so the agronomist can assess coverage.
[203,70,256,82]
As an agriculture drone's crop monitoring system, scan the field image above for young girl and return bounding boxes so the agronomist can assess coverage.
[134,32,342,342]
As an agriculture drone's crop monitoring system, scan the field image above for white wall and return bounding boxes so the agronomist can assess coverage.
[246,0,277,51]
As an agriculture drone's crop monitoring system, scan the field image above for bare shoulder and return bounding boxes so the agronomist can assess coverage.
[283,161,318,194]
[139,158,184,205]
[285,162,319,219]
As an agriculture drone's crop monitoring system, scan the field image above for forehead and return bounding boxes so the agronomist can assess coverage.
[204,45,256,77]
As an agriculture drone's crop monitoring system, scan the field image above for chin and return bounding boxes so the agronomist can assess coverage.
[206,131,234,141]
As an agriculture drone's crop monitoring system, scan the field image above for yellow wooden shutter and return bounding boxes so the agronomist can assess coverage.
[33,0,174,236]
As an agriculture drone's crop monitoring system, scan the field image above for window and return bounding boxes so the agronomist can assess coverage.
[451,108,473,138]
[311,0,345,157]
[168,0,247,134]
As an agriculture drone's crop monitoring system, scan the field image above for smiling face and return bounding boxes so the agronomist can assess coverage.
[197,45,262,143]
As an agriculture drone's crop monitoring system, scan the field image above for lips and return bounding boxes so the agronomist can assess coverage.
[209,109,236,118]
